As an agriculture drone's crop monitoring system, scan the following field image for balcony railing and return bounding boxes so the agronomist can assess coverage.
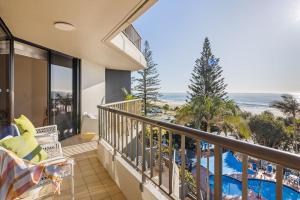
[123,24,142,51]
[97,99,300,200]
[102,99,142,115]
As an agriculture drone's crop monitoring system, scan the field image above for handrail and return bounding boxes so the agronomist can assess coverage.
[98,105,300,171]
[98,101,300,200]
[103,99,142,107]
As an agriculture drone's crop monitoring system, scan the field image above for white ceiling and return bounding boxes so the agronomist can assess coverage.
[0,0,156,71]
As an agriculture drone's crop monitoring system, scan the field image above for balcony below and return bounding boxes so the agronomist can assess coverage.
[110,25,146,70]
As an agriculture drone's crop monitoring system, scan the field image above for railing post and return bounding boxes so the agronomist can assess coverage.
[102,109,105,140]
[150,125,153,178]
[158,127,162,186]
[98,108,101,140]
[130,118,134,161]
[111,111,113,144]
[206,145,210,200]
[196,139,201,200]
[105,110,108,141]
[180,135,185,200]
[168,131,173,195]
[108,111,111,144]
[117,114,120,151]
[113,113,117,161]
[121,115,124,154]
[214,145,222,200]
[125,117,128,157]
[141,122,146,184]
[242,154,248,200]
[276,165,283,200]
[136,121,139,167]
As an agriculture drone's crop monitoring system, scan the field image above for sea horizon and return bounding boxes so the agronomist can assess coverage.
[159,92,300,116]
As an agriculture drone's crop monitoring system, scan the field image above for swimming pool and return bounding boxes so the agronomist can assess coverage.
[200,151,254,175]
[209,175,242,196]
[248,179,300,200]
[209,175,300,199]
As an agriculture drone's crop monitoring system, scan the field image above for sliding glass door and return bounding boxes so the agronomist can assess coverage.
[0,18,81,139]
[0,19,12,128]
[50,53,80,140]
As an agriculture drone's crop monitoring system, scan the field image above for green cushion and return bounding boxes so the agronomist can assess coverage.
[0,131,48,163]
[14,115,36,135]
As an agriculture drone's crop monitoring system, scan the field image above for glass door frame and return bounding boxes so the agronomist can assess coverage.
[0,18,14,125]
[0,17,81,135]
[49,52,81,137]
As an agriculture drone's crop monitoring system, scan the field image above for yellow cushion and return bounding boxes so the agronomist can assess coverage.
[0,131,48,163]
[14,115,36,135]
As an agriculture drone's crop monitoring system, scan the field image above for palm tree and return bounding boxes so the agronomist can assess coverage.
[176,96,251,139]
[271,94,300,152]
[271,94,300,120]
[191,96,224,132]
[175,104,194,126]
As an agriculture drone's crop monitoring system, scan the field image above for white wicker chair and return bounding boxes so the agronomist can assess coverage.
[16,125,75,200]
[11,124,59,143]
[38,142,74,200]
[37,128,75,200]
[35,125,59,143]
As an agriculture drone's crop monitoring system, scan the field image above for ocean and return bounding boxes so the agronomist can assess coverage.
[160,93,300,116]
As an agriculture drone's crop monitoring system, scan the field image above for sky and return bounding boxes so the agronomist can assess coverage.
[133,0,300,94]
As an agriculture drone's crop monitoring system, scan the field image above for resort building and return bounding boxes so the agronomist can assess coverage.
[0,1,299,200]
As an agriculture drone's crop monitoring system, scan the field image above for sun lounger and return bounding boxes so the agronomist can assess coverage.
[252,163,257,171]
[266,164,273,175]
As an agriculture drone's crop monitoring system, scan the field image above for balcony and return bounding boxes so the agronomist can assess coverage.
[110,25,146,70]
[97,99,300,200]
[122,25,142,51]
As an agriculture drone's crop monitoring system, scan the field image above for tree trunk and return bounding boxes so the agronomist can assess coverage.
[143,97,147,116]
[207,121,211,133]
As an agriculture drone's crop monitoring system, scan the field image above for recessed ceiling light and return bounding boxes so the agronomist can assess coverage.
[54,22,75,31]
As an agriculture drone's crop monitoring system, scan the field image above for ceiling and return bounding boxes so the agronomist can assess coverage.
[0,0,156,71]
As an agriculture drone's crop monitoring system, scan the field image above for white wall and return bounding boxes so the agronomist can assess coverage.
[97,140,169,200]
[81,60,105,117]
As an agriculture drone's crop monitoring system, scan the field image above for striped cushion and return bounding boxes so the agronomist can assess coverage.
[0,131,48,163]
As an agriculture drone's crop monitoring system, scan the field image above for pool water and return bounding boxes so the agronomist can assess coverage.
[209,175,242,196]
[248,179,300,200]
[201,152,299,199]
[209,176,300,199]
[200,151,254,175]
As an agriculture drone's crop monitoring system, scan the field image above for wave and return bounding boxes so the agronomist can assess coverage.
[159,93,286,116]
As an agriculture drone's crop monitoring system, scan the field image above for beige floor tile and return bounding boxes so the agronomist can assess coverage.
[105,185,121,196]
[75,190,91,200]
[84,174,101,185]
[87,182,106,194]
[75,184,88,193]
[54,194,71,200]
[74,182,85,189]
[110,193,126,200]
[100,177,115,187]
[90,191,110,200]
[55,135,127,200]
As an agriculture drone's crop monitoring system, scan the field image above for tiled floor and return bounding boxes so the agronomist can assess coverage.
[55,135,126,200]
